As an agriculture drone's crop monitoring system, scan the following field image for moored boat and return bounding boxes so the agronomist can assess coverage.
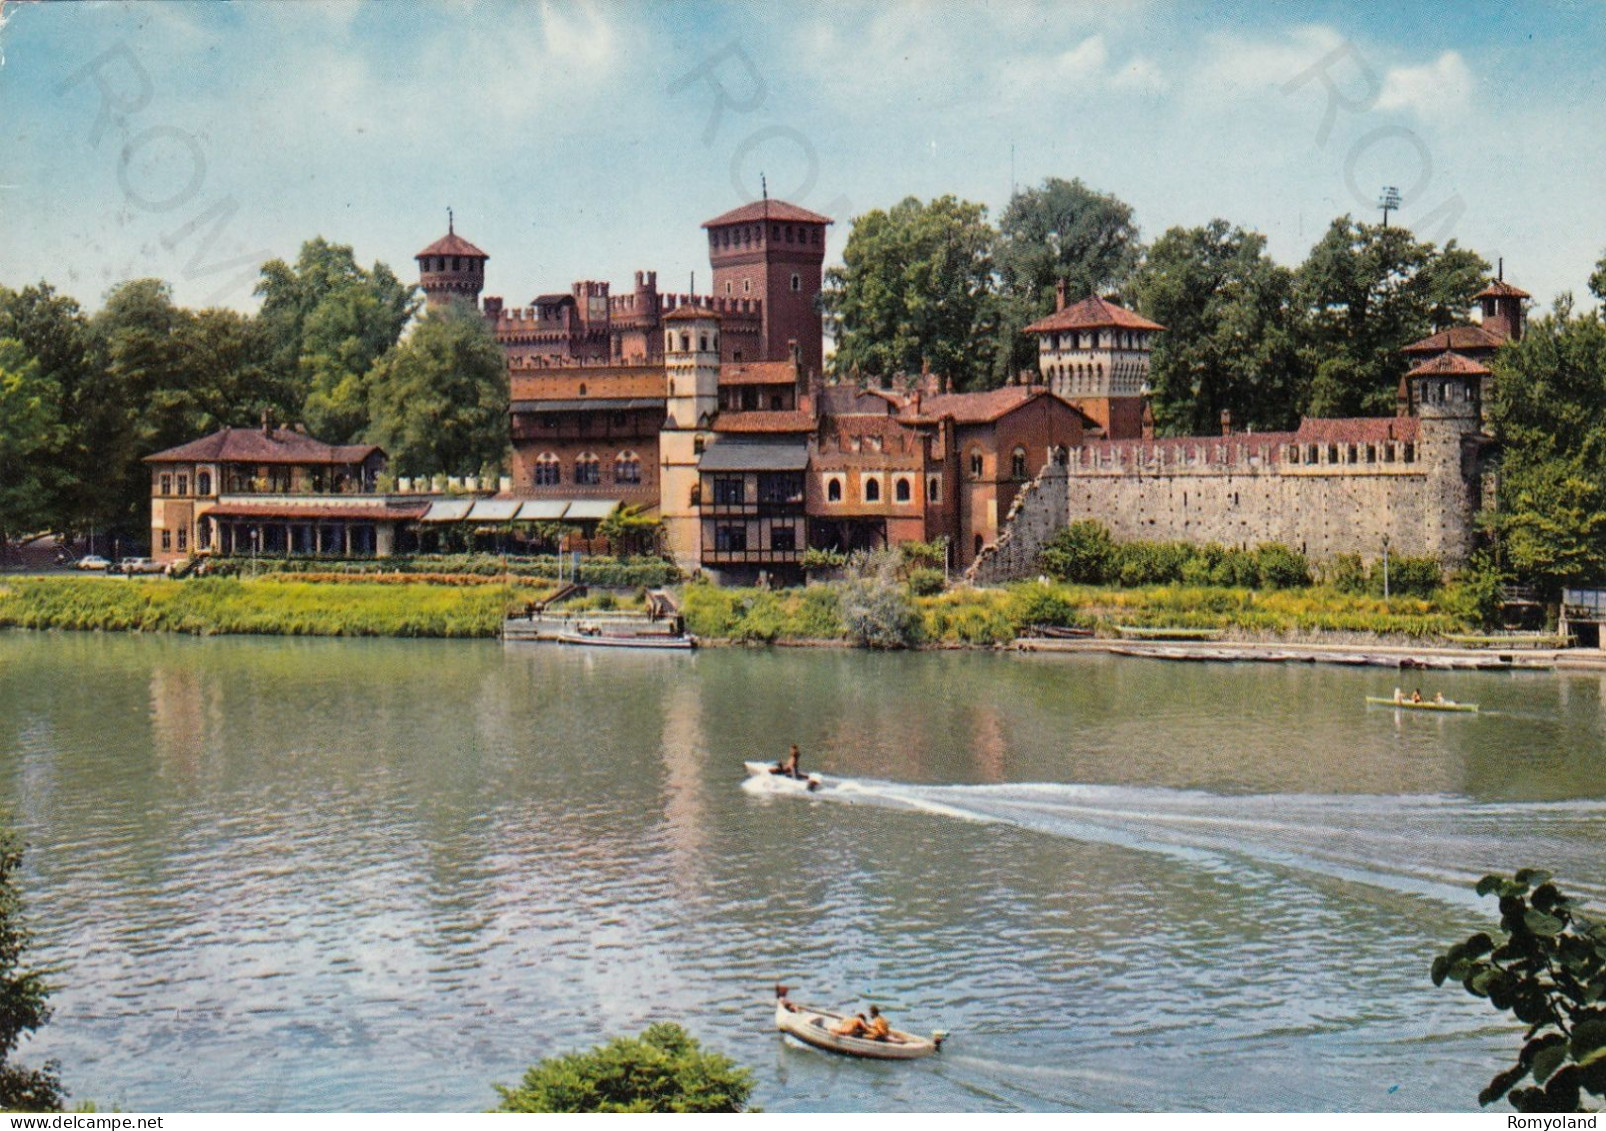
[1365,695,1479,713]
[555,631,696,649]
[773,986,945,1060]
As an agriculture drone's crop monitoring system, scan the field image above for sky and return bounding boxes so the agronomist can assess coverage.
[1,0,1603,315]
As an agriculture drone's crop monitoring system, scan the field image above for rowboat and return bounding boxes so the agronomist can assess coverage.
[743,760,824,792]
[1365,696,1479,713]
[555,631,696,649]
[774,986,945,1060]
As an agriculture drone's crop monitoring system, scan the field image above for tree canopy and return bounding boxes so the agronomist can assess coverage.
[1131,220,1304,434]
[989,178,1141,385]
[493,1023,754,1113]
[1484,297,1606,595]
[1295,217,1488,418]
[0,342,67,555]
[256,238,417,443]
[364,300,509,479]
[822,195,996,390]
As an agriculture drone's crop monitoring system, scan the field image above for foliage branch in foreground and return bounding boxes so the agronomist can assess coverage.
[1434,870,1606,1111]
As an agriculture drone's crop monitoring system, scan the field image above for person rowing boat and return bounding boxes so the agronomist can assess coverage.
[771,744,803,779]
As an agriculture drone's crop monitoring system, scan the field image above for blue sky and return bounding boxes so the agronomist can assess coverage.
[2,0,1602,314]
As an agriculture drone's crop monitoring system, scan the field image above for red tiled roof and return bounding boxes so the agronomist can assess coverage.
[1291,416,1419,445]
[1474,278,1530,299]
[907,386,1076,425]
[145,427,382,466]
[714,410,817,433]
[416,231,488,259]
[702,199,833,228]
[1024,295,1164,335]
[204,501,430,521]
[1407,351,1491,377]
[720,361,796,386]
[1402,324,1506,354]
[663,304,721,322]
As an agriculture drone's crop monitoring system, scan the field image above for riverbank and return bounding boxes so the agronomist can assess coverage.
[0,574,1519,652]
[0,576,553,637]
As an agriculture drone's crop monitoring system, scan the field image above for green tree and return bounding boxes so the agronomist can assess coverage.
[493,1023,754,1113]
[0,342,67,560]
[1037,519,1117,585]
[255,238,416,441]
[1590,251,1606,304]
[1433,870,1606,1112]
[822,196,996,390]
[0,829,65,1112]
[597,504,664,558]
[1131,220,1305,434]
[0,284,99,536]
[989,178,1141,386]
[1296,217,1488,417]
[1484,298,1606,595]
[364,301,509,478]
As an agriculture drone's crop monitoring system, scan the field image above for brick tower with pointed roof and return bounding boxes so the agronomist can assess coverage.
[702,196,831,377]
[416,211,489,310]
[1023,283,1163,440]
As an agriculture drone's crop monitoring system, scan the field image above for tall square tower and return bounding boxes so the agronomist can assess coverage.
[702,200,831,377]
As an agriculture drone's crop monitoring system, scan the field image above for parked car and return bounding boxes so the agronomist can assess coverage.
[119,557,165,575]
[75,555,111,571]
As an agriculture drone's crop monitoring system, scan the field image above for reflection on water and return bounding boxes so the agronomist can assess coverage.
[1,633,1603,1112]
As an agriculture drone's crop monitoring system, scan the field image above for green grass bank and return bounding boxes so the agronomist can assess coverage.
[0,576,548,638]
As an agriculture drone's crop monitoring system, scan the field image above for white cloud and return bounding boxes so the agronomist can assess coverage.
[1377,50,1473,119]
[1192,24,1350,104]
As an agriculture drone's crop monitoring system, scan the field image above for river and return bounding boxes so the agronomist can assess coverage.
[1,631,1603,1112]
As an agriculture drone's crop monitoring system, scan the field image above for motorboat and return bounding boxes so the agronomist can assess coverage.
[773,986,945,1060]
[554,631,696,649]
[743,760,824,792]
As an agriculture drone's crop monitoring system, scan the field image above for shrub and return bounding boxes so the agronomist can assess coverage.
[1003,580,1082,630]
[1326,553,1369,593]
[897,538,948,573]
[493,1023,754,1113]
[0,829,65,1112]
[840,577,922,649]
[1433,870,1606,1112]
[1253,543,1311,589]
[1038,520,1117,584]
[800,547,847,572]
[1380,555,1443,598]
[905,567,945,596]
[1115,540,1192,587]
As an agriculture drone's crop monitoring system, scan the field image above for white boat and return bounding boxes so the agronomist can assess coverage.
[554,631,696,650]
[743,760,824,792]
[773,986,945,1060]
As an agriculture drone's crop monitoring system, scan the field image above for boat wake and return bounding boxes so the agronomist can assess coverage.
[777,775,1606,910]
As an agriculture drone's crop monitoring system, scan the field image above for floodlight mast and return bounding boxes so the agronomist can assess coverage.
[1378,186,1402,228]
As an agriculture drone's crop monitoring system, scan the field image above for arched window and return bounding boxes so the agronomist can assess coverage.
[575,452,600,486]
[578,383,587,396]
[969,450,984,479]
[1011,447,1028,479]
[974,534,984,557]
[666,331,674,352]
[827,478,842,502]
[534,453,561,486]
[791,273,801,292]
[197,471,212,496]
[864,478,881,502]
[928,476,940,502]
[699,334,709,351]
[895,477,911,502]
[614,451,641,484]
[680,333,691,352]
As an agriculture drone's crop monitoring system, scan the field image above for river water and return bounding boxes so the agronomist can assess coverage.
[1,631,1603,1112]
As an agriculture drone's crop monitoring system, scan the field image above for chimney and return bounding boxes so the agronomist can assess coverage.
[1055,279,1067,312]
[260,409,272,436]
[1220,409,1233,436]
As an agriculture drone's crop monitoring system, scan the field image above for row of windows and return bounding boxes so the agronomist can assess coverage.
[967,448,1032,480]
[423,256,478,273]
[1285,441,1415,466]
[822,476,935,504]
[721,273,804,296]
[532,452,642,486]
[158,527,189,551]
[713,525,797,553]
[157,472,212,496]
[1043,330,1148,351]
[709,223,822,249]
[665,330,720,353]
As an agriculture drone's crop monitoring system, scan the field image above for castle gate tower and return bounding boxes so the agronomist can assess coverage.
[416,213,489,310]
